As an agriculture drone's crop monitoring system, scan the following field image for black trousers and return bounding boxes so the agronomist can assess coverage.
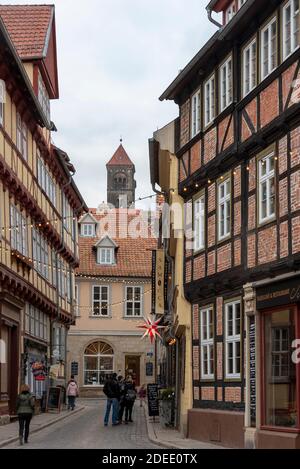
[125,401,134,421]
[18,414,32,441]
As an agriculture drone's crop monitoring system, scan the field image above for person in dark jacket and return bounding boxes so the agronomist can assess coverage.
[123,375,136,424]
[103,373,120,426]
[16,384,35,445]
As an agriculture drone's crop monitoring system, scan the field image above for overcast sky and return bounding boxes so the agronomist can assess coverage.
[2,0,217,209]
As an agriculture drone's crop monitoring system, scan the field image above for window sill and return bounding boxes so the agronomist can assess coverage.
[258,215,276,228]
[89,315,112,319]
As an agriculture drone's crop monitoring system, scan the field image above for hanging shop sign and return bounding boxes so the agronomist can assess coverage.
[256,276,300,310]
[31,361,47,381]
[155,249,165,315]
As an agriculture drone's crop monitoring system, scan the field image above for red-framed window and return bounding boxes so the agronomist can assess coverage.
[261,305,300,432]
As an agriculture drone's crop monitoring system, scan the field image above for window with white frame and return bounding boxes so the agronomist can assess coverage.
[200,307,214,379]
[225,301,241,379]
[52,250,57,288]
[261,17,277,80]
[97,247,114,265]
[226,2,236,23]
[194,194,205,252]
[10,204,27,256]
[0,80,4,126]
[283,0,300,60]
[16,113,28,161]
[92,286,109,316]
[57,256,66,298]
[32,228,49,280]
[218,177,231,240]
[25,305,49,341]
[81,223,95,237]
[238,0,247,8]
[258,153,275,223]
[62,194,73,233]
[37,153,56,206]
[220,56,233,111]
[38,72,50,123]
[125,286,142,317]
[204,75,215,126]
[191,89,201,138]
[243,38,257,97]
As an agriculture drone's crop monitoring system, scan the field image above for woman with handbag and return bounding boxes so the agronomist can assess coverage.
[124,375,136,424]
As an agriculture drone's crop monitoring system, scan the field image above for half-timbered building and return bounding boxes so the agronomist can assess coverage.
[159,0,300,449]
[0,6,86,423]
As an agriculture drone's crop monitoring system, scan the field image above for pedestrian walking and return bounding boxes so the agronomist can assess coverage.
[103,373,120,426]
[124,375,137,424]
[66,375,79,410]
[16,384,35,445]
[138,384,146,407]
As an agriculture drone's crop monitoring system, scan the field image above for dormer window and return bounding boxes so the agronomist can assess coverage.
[98,248,114,265]
[81,224,95,237]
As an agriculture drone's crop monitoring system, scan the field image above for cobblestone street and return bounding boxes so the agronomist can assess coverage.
[4,400,161,450]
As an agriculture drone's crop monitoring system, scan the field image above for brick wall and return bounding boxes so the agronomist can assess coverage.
[203,128,217,165]
[260,80,279,128]
[258,226,277,265]
[217,243,232,272]
[191,141,201,174]
[194,254,205,280]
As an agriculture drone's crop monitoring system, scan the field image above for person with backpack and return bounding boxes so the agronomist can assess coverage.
[123,375,136,424]
[103,373,120,426]
[66,375,79,410]
[16,384,35,445]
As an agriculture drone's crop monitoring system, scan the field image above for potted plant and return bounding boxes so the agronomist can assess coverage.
[159,388,175,428]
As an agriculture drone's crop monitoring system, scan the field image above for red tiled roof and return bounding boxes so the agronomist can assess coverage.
[77,208,157,278]
[106,144,134,167]
[0,5,53,59]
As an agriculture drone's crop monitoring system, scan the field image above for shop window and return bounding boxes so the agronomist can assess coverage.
[263,308,299,429]
[84,341,114,386]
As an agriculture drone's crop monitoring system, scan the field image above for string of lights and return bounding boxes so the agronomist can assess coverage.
[181,155,280,193]
[0,193,159,232]
[74,288,151,311]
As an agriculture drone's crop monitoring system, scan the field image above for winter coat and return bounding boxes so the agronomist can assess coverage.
[103,378,120,399]
[16,392,35,415]
[67,381,79,397]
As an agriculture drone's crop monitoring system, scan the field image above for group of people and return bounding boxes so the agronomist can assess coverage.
[15,373,146,444]
[103,373,146,426]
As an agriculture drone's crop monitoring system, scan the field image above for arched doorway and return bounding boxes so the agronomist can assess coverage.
[84,341,114,386]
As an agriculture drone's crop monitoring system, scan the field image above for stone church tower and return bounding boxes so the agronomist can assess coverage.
[106,142,136,208]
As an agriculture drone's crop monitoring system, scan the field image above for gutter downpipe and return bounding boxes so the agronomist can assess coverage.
[206,6,222,28]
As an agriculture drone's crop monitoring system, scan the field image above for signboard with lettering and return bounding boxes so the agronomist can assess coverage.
[71,361,79,376]
[147,384,159,417]
[146,362,153,377]
[256,276,300,310]
[249,317,256,427]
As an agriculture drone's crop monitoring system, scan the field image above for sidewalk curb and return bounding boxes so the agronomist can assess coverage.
[0,406,85,449]
[142,404,179,450]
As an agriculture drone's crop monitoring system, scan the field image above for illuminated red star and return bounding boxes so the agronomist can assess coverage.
[137,317,165,343]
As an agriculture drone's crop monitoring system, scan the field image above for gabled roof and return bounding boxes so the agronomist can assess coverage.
[0,4,54,59]
[106,144,134,167]
[77,208,157,278]
[94,236,118,249]
[79,213,98,224]
[0,16,50,128]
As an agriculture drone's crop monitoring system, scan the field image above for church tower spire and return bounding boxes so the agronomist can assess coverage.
[106,142,136,208]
